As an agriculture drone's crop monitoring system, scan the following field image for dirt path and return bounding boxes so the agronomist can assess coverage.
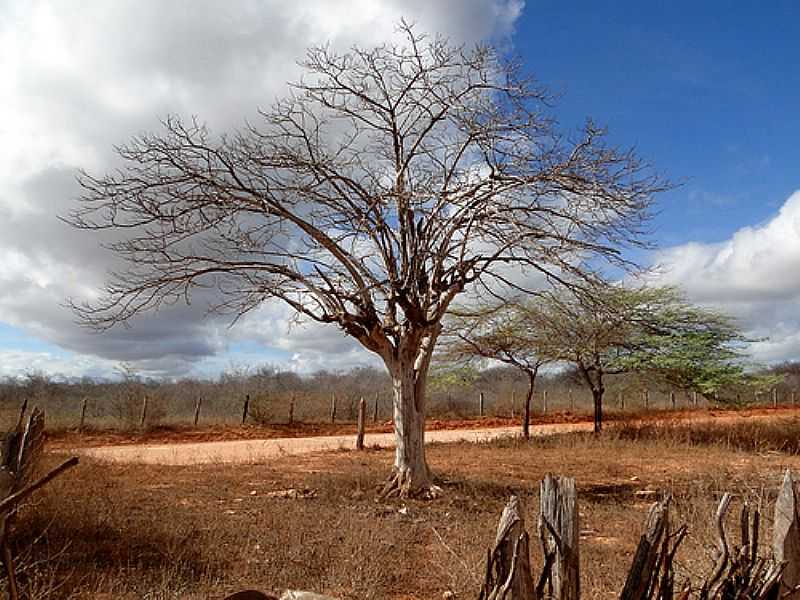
[76,421,593,465]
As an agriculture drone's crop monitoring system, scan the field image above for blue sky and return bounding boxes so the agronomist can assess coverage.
[0,1,798,379]
[515,2,799,247]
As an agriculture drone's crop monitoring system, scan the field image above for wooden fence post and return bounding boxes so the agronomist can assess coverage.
[618,391,624,410]
[139,395,148,428]
[510,390,516,419]
[692,390,698,407]
[330,393,337,423]
[644,389,649,410]
[79,396,88,432]
[242,394,250,425]
[670,390,676,410]
[373,392,379,423]
[774,469,800,596]
[620,497,671,600]
[288,393,295,425]
[773,388,779,408]
[539,474,580,600]
[542,389,548,415]
[193,396,202,426]
[479,391,485,417]
[356,397,366,450]
[569,387,574,412]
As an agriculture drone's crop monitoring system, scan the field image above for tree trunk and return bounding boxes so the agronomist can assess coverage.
[523,372,536,440]
[381,355,437,498]
[592,389,603,433]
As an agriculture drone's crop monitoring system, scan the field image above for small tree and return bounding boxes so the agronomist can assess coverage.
[482,284,749,432]
[68,24,665,496]
[442,303,551,438]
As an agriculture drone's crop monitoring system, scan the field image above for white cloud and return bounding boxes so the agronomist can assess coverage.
[0,0,524,378]
[654,190,800,364]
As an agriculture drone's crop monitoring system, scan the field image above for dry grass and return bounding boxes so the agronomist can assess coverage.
[6,420,800,599]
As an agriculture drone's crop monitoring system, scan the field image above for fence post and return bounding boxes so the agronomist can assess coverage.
[479,391,485,417]
[692,390,698,407]
[330,393,337,423]
[242,394,250,425]
[569,387,574,412]
[138,395,149,428]
[773,388,778,408]
[193,396,202,426]
[542,389,548,415]
[644,389,649,410]
[539,474,580,600]
[618,391,624,410]
[356,397,366,450]
[79,396,88,432]
[510,390,516,419]
[288,393,295,425]
[373,392,379,423]
[670,390,676,410]
[774,470,800,595]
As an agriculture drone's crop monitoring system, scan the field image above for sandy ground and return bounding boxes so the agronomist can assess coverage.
[76,421,593,465]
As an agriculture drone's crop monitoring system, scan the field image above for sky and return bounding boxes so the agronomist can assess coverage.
[0,1,798,380]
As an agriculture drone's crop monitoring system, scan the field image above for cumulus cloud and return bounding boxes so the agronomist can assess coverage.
[0,0,524,377]
[654,190,800,364]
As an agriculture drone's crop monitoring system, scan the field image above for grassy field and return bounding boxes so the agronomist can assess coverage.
[6,415,800,599]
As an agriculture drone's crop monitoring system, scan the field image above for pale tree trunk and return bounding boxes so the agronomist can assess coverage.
[380,328,440,498]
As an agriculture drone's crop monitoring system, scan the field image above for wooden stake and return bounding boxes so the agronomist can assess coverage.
[539,474,580,600]
[511,390,516,419]
[542,389,548,415]
[569,387,574,412]
[330,393,337,423]
[193,396,202,426]
[479,391,485,417]
[670,390,676,410]
[644,389,649,410]
[356,397,366,450]
[692,390,698,407]
[139,395,148,428]
[288,393,295,425]
[773,388,778,408]
[242,394,250,425]
[774,470,800,595]
[79,396,88,432]
[373,392,379,423]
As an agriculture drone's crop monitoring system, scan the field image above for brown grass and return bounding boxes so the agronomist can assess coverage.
[7,420,800,599]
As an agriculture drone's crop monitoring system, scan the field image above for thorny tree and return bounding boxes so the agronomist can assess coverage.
[68,24,665,497]
[442,302,552,439]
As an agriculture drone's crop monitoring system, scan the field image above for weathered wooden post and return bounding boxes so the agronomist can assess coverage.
[542,389,548,415]
[288,393,295,425]
[193,396,202,426]
[510,390,516,419]
[773,387,779,408]
[620,497,671,600]
[569,387,574,412]
[330,393,337,424]
[774,469,800,598]
[644,389,649,410]
[692,390,698,407]
[139,395,148,428]
[618,391,624,410]
[479,391,485,417]
[373,392,379,423]
[356,397,366,450]
[242,394,250,425]
[479,496,536,600]
[79,396,88,432]
[539,474,580,600]
[670,390,676,410]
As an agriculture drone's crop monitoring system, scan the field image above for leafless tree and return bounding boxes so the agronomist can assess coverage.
[68,23,666,497]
